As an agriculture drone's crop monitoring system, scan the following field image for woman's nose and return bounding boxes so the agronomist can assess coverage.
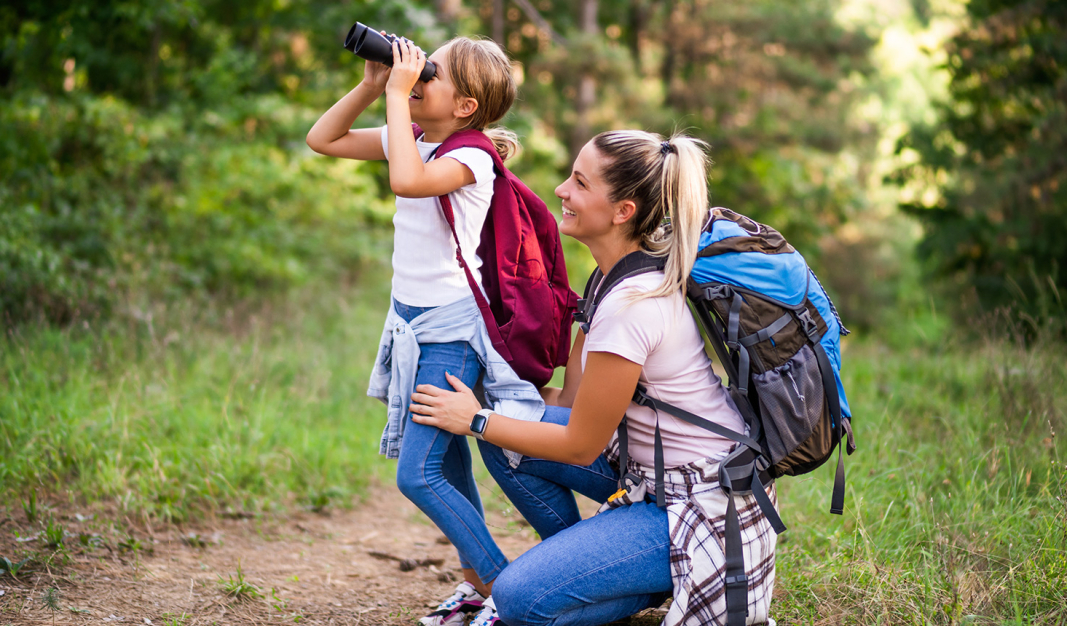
[555,181,566,198]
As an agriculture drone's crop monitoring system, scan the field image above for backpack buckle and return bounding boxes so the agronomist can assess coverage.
[754,454,771,473]
[573,301,591,333]
[702,285,733,301]
[632,386,655,408]
[796,309,820,339]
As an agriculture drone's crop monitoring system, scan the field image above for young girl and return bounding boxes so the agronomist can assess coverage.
[307,35,543,626]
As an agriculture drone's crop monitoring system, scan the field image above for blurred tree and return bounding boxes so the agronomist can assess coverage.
[0,0,883,327]
[498,0,876,250]
[655,0,877,248]
[892,0,1067,323]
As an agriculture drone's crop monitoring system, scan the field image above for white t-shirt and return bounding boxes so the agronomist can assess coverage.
[582,272,746,468]
[381,125,497,307]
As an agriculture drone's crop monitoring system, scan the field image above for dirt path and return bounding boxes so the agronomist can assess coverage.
[1,488,664,626]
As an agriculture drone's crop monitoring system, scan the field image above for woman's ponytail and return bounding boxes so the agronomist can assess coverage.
[592,131,710,300]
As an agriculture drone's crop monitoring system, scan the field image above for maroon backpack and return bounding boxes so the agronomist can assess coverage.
[413,125,577,387]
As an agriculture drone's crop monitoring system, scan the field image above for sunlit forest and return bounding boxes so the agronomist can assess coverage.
[1,0,1064,623]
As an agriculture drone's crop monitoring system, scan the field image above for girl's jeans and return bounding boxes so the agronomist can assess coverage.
[477,406,673,626]
[393,299,509,584]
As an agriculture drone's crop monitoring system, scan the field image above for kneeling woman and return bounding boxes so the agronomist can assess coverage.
[411,130,778,626]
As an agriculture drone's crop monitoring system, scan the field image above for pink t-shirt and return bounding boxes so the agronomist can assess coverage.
[582,271,745,468]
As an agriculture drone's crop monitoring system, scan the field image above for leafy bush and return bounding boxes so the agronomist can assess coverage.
[0,90,394,325]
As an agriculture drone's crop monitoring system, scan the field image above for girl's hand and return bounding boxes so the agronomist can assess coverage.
[410,372,484,437]
[385,37,426,99]
[360,31,392,94]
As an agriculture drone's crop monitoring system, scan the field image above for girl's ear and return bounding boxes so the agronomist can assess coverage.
[454,96,479,121]
[612,199,638,226]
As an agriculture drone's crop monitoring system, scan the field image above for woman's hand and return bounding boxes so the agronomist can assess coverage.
[410,372,483,437]
[385,37,426,100]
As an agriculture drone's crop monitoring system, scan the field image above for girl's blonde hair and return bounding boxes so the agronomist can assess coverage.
[445,37,519,161]
[592,130,711,300]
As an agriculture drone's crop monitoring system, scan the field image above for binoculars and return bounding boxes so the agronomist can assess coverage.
[344,22,438,83]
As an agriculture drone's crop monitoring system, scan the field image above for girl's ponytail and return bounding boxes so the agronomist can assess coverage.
[446,38,519,161]
[483,127,520,162]
[592,131,711,300]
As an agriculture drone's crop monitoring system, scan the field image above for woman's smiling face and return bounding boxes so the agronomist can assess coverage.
[555,142,619,242]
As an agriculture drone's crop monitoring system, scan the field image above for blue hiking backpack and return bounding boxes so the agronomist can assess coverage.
[574,208,856,626]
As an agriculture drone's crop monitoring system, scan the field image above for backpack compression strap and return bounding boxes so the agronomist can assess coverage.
[796,307,849,515]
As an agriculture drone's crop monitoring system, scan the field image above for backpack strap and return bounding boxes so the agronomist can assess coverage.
[573,251,665,333]
[411,125,515,362]
[438,190,513,361]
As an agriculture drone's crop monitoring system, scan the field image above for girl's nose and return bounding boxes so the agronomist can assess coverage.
[555,181,567,198]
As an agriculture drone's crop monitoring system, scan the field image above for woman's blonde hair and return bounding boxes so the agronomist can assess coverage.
[445,37,520,161]
[592,130,710,300]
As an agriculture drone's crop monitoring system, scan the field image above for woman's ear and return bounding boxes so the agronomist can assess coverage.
[612,199,638,226]
[454,97,479,121]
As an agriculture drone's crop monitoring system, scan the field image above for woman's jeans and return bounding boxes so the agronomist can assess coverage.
[478,406,673,626]
[393,299,509,584]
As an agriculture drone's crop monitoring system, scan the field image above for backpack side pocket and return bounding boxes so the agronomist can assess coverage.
[752,344,827,471]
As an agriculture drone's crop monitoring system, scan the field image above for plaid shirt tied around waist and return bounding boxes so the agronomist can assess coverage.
[600,442,778,626]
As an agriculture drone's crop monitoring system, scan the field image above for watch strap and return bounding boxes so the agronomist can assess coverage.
[471,408,493,440]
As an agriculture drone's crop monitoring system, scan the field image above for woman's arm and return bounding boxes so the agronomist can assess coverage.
[410,348,640,466]
[538,330,585,408]
[384,39,477,198]
[306,55,389,160]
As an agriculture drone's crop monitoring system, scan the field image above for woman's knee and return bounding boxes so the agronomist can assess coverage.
[492,562,562,626]
[492,567,537,626]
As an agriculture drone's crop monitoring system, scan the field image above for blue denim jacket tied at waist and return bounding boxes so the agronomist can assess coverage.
[367,295,545,467]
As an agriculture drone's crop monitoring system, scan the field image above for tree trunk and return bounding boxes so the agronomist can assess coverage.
[492,0,505,45]
[660,0,677,106]
[627,0,647,74]
[569,0,598,159]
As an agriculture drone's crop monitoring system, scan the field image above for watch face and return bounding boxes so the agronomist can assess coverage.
[471,413,488,434]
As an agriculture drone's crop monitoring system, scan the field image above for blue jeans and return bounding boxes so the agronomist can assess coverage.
[393,299,509,583]
[478,406,673,626]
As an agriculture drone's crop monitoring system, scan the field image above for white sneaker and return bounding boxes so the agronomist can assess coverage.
[469,596,506,626]
[419,581,486,626]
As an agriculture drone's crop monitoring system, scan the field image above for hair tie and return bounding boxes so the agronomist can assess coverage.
[660,141,675,155]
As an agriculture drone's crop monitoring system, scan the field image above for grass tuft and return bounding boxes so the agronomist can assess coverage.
[42,518,65,549]
[218,560,263,601]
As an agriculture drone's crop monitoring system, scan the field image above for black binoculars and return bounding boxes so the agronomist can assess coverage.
[344,22,438,83]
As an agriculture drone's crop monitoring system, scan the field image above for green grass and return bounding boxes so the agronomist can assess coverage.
[1,273,1064,622]
[0,271,396,522]
[774,334,1066,624]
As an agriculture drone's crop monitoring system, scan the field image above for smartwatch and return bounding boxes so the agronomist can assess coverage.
[470,408,494,440]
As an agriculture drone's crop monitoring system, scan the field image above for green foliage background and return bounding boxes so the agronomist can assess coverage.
[1,1,1066,622]
[892,0,1066,326]
[0,0,894,326]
